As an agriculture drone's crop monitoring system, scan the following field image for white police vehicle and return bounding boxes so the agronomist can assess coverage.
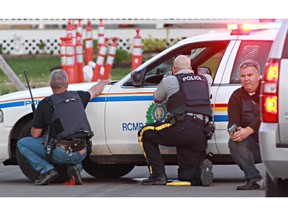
[0,22,281,181]
[259,19,288,196]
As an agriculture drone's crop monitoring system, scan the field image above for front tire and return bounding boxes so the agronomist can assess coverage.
[16,120,69,183]
[83,156,134,178]
[16,147,69,183]
[16,147,40,182]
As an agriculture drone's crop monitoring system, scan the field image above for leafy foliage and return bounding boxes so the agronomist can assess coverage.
[143,37,168,52]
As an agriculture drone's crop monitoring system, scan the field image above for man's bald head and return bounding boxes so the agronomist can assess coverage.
[173,55,191,69]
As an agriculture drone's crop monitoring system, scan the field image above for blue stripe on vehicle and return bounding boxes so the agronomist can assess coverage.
[0,101,24,109]
[214,115,228,122]
[90,95,153,102]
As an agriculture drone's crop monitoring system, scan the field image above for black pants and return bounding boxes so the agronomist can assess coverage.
[138,118,207,180]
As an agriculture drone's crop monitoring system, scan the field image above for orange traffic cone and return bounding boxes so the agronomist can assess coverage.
[65,34,77,83]
[97,19,105,51]
[102,37,118,80]
[60,36,68,73]
[85,20,93,64]
[92,37,108,82]
[75,32,84,82]
[131,28,143,70]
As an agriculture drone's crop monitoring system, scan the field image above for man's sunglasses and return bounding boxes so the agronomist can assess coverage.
[240,60,260,71]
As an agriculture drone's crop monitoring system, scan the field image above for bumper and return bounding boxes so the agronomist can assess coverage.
[259,123,288,179]
[0,123,11,160]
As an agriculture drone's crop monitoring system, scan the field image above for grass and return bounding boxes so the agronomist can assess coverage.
[0,55,131,95]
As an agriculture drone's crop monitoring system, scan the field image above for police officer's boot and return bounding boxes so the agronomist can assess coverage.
[142,173,168,185]
[199,159,213,186]
[67,165,82,185]
[35,169,59,186]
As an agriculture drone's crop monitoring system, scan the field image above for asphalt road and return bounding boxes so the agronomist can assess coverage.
[1,162,276,215]
[0,162,265,197]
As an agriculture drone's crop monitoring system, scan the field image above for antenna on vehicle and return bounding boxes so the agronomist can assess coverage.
[24,70,36,114]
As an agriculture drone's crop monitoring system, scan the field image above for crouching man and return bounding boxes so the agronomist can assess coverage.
[17,69,109,185]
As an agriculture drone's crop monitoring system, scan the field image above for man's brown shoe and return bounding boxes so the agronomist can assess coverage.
[236,180,260,190]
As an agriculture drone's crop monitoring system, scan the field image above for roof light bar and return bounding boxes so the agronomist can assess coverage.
[227,22,282,35]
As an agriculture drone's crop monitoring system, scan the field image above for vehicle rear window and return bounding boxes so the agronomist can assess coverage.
[230,41,273,84]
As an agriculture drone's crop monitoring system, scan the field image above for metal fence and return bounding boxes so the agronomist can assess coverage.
[0,19,259,55]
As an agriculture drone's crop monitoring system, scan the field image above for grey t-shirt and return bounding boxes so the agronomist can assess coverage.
[153,69,193,103]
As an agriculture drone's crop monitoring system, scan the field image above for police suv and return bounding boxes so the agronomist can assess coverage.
[0,22,281,182]
[259,19,288,196]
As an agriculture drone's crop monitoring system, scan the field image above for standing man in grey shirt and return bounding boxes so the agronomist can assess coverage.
[138,55,214,186]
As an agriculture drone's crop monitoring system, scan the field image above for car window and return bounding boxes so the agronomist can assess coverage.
[144,57,174,85]
[142,41,229,86]
[198,49,225,79]
[230,41,273,83]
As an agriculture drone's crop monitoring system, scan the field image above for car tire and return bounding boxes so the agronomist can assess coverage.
[16,120,69,183]
[17,118,33,140]
[266,172,288,197]
[16,146,69,183]
[16,147,40,182]
[83,156,135,178]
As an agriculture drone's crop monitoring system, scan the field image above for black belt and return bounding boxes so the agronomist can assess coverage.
[186,113,209,124]
[56,138,86,152]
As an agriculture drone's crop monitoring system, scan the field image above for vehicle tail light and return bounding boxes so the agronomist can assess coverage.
[260,59,280,123]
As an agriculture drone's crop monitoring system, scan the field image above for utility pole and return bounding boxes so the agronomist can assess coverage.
[0,54,25,90]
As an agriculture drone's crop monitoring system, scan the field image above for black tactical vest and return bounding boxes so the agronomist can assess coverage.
[46,91,92,140]
[166,73,212,117]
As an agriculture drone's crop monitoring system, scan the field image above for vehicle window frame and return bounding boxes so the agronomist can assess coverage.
[130,41,230,87]
[282,33,288,58]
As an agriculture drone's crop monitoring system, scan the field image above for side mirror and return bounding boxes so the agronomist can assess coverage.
[197,66,213,86]
[131,70,144,86]
[197,66,212,75]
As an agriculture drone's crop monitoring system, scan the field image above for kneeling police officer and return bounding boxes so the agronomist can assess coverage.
[138,55,214,186]
[17,69,109,185]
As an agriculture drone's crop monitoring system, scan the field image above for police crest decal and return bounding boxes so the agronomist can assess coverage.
[146,103,168,124]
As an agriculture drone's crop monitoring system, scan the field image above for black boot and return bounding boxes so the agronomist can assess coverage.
[35,169,59,186]
[67,165,82,185]
[199,159,213,186]
[142,173,168,185]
